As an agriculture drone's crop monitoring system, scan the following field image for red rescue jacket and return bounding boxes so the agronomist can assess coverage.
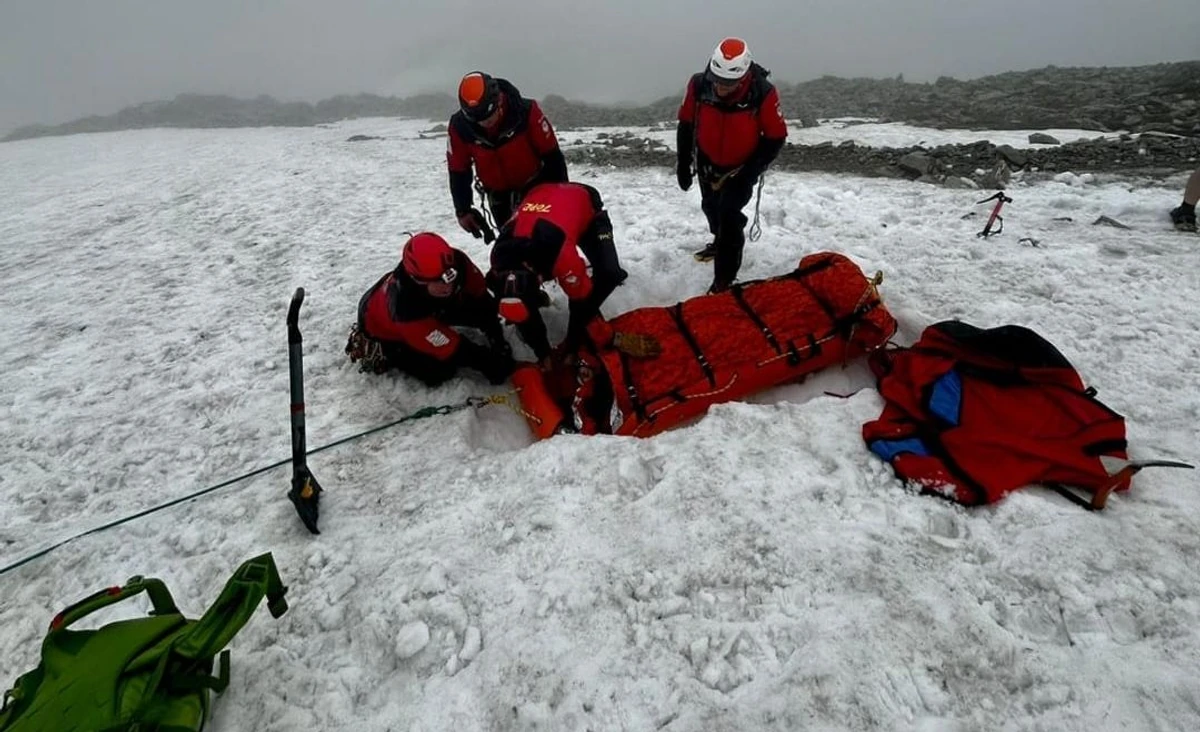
[358,250,495,361]
[447,78,565,211]
[677,63,788,172]
[494,182,600,302]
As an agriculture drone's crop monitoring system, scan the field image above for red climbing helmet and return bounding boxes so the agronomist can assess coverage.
[401,232,458,296]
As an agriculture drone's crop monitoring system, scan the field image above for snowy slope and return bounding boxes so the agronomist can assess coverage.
[1,117,1198,732]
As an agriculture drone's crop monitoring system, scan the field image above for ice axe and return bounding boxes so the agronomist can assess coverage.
[976,191,1013,238]
[286,287,323,534]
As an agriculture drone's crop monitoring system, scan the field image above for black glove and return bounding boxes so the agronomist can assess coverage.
[454,339,512,385]
[677,163,693,192]
[485,325,510,352]
[457,208,495,243]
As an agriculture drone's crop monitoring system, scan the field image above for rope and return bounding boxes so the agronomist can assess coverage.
[486,392,544,426]
[747,174,766,242]
[0,394,511,578]
[474,178,498,231]
[844,271,886,363]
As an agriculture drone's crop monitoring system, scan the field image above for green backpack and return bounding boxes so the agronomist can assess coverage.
[0,552,289,732]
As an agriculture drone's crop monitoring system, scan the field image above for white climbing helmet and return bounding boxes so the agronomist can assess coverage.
[708,37,752,81]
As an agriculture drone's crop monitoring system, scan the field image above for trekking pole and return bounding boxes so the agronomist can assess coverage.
[976,191,1013,238]
[286,287,323,535]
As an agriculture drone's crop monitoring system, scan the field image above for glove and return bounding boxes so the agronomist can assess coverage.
[457,208,495,243]
[677,163,693,192]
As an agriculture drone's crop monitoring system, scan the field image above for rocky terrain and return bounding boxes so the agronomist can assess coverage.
[567,129,1200,189]
[551,60,1199,187]
[545,60,1200,138]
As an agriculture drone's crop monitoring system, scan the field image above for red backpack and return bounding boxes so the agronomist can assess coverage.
[863,320,1191,509]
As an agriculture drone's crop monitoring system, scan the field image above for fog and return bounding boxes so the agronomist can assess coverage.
[2,0,1197,133]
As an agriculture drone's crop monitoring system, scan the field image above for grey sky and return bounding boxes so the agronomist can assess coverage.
[2,0,1197,134]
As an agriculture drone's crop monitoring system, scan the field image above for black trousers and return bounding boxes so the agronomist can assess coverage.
[380,343,458,386]
[486,190,520,228]
[567,210,627,345]
[699,171,757,285]
[378,307,504,387]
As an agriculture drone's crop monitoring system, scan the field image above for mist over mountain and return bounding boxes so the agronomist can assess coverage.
[4,61,1198,144]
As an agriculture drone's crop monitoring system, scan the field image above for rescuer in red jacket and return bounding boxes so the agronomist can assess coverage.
[447,71,569,243]
[677,37,788,293]
[346,232,514,385]
[486,182,628,367]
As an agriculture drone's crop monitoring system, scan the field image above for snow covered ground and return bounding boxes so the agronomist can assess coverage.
[553,117,1125,151]
[1,117,1198,731]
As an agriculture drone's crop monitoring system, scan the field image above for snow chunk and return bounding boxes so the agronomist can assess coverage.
[395,621,430,660]
[460,625,483,662]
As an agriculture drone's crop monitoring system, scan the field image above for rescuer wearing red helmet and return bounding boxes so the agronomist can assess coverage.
[345,232,514,385]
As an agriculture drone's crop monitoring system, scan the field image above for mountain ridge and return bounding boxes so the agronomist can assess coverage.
[4,61,1198,143]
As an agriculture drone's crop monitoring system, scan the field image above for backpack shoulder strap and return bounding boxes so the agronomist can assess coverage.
[168,553,289,662]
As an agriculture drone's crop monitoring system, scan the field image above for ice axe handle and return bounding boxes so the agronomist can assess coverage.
[286,286,321,535]
[287,287,305,345]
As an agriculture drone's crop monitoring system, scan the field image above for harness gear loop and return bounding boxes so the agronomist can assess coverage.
[748,173,766,242]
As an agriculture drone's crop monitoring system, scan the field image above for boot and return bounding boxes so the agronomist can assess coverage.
[1170,205,1197,232]
[709,232,743,295]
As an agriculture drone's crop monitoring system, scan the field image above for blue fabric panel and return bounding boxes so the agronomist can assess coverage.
[869,437,931,462]
[929,370,963,427]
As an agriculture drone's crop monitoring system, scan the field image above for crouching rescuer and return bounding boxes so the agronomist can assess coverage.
[345,232,515,385]
[486,182,628,370]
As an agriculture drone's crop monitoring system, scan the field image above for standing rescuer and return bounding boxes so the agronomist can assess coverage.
[676,37,788,293]
[447,71,568,242]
